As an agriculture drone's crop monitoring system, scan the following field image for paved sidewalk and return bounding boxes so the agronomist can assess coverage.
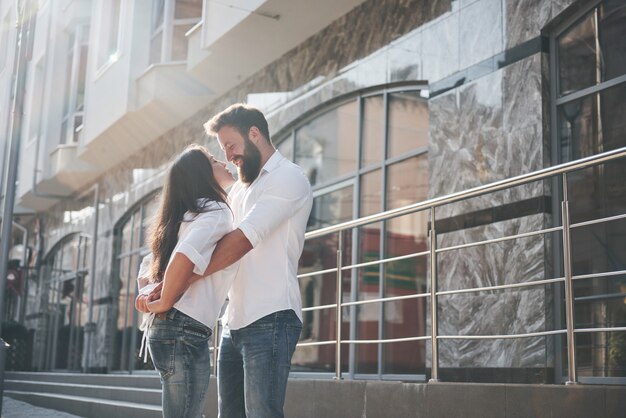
[2,397,82,417]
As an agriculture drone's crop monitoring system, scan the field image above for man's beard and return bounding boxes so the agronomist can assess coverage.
[236,136,262,184]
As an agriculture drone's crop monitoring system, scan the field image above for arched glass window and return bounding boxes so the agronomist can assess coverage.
[34,234,91,371]
[277,85,430,379]
[110,192,160,372]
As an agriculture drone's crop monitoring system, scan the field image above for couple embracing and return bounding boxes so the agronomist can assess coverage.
[135,104,313,418]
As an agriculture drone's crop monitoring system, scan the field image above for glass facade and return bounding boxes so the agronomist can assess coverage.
[34,234,91,371]
[554,0,626,380]
[110,192,159,372]
[280,86,430,378]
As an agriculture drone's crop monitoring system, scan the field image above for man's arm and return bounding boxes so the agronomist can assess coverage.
[199,228,252,278]
[148,228,252,301]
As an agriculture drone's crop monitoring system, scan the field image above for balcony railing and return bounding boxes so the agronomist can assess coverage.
[293,146,626,384]
[207,147,626,383]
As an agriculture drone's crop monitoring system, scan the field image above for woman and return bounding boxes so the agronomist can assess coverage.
[135,144,236,418]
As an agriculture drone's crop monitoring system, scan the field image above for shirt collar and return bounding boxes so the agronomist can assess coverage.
[260,150,283,174]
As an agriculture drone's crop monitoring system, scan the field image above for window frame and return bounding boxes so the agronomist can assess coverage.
[549,0,626,386]
[273,83,430,381]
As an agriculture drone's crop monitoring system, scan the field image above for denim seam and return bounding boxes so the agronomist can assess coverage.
[270,312,278,405]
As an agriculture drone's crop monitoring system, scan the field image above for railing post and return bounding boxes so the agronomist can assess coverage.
[213,319,220,377]
[561,173,578,384]
[335,230,343,380]
[429,207,439,382]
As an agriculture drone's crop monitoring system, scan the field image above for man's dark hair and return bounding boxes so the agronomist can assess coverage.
[205,103,271,144]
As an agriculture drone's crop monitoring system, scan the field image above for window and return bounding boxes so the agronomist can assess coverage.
[0,10,10,73]
[27,58,46,145]
[61,25,89,145]
[35,234,91,371]
[111,193,159,372]
[274,85,430,378]
[96,0,122,69]
[149,0,202,64]
[552,0,626,382]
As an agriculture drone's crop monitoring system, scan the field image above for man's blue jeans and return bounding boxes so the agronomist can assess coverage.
[148,309,212,418]
[218,309,302,418]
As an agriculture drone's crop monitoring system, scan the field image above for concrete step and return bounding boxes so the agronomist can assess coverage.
[5,391,161,418]
[5,372,161,389]
[5,380,162,405]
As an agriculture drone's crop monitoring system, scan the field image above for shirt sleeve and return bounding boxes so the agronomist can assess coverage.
[237,167,312,248]
[173,208,233,276]
[136,254,154,294]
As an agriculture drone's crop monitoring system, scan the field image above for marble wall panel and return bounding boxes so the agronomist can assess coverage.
[459,0,503,70]
[387,29,422,82]
[422,12,460,83]
[552,0,579,18]
[504,0,553,49]
[433,213,551,367]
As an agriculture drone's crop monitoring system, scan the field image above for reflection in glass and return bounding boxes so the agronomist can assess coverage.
[295,101,358,186]
[355,223,381,374]
[297,232,352,373]
[558,82,626,162]
[175,0,202,19]
[387,92,428,158]
[37,235,90,370]
[172,24,193,61]
[361,95,384,167]
[308,185,353,232]
[599,2,626,81]
[360,170,381,217]
[558,11,597,95]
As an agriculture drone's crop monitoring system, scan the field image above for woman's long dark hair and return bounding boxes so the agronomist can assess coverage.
[148,144,228,282]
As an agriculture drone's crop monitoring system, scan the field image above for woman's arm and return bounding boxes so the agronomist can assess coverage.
[146,252,195,313]
[135,255,154,313]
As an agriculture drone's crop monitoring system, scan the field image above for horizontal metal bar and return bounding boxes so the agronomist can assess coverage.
[575,327,626,333]
[573,269,626,281]
[301,303,337,312]
[436,277,565,296]
[342,292,430,307]
[436,226,563,254]
[305,147,626,239]
[570,212,626,229]
[555,73,626,106]
[296,340,337,347]
[437,329,567,340]
[341,250,430,272]
[575,292,626,302]
[342,335,431,344]
[297,267,338,279]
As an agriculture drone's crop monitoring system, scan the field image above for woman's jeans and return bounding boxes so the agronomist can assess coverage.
[218,309,302,418]
[148,309,212,418]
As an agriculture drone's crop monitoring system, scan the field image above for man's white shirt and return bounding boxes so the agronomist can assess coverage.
[223,150,313,330]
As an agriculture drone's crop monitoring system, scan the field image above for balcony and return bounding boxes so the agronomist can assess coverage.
[18,143,98,211]
[186,0,366,95]
[77,62,213,170]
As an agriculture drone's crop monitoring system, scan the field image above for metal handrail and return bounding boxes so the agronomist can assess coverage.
[296,146,626,383]
[304,147,626,240]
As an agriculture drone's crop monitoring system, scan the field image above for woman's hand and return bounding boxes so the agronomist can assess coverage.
[147,297,174,313]
[135,294,150,313]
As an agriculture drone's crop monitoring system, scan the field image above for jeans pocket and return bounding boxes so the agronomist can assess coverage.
[183,323,211,339]
[149,339,176,380]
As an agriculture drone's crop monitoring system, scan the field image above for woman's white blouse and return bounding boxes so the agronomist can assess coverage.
[137,200,237,329]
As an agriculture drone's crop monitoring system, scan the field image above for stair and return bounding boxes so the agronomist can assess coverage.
[4,372,163,418]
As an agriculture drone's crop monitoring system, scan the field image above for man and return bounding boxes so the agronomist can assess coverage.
[148,103,312,417]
